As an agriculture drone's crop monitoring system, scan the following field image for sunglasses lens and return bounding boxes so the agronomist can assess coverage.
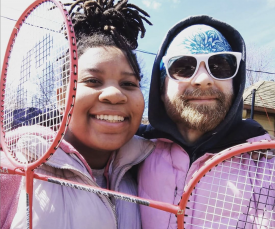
[168,56,197,80]
[208,54,238,79]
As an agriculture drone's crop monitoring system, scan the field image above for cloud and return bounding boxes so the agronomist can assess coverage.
[142,0,161,9]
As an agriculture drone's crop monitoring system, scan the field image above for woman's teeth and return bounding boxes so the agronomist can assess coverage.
[96,115,125,122]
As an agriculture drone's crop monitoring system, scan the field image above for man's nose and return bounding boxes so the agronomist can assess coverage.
[191,62,214,88]
[98,86,127,104]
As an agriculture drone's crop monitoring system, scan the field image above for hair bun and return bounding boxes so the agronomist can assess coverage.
[66,0,152,49]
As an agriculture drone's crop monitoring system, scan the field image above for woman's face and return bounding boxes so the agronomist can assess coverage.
[64,46,144,155]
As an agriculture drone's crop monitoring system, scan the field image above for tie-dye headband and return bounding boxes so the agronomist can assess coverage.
[160,24,232,88]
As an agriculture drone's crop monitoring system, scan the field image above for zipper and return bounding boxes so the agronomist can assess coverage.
[44,142,154,228]
[153,138,190,229]
[166,185,178,229]
[45,155,118,229]
[107,142,155,229]
[113,144,155,192]
[174,186,177,197]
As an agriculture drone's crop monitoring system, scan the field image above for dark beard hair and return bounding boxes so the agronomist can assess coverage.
[164,88,234,133]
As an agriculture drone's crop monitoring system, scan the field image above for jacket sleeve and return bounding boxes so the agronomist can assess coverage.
[246,133,272,142]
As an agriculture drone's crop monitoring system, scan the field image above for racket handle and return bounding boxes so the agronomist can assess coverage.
[1,164,183,222]
[25,168,34,229]
[34,173,182,215]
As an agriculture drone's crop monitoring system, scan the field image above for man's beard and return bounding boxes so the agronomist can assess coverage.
[164,88,234,133]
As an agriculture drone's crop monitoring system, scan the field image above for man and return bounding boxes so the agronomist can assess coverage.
[137,15,274,229]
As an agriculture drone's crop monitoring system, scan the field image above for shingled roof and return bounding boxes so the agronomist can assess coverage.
[243,80,275,113]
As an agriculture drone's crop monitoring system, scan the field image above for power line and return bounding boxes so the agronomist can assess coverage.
[1,15,62,33]
[1,15,17,22]
[1,4,24,13]
[2,16,275,75]
[136,49,157,56]
[246,69,275,75]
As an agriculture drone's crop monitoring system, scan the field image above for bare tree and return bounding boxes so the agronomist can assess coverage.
[136,51,152,117]
[246,43,275,87]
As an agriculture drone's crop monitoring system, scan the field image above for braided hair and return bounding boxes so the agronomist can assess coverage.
[64,0,152,80]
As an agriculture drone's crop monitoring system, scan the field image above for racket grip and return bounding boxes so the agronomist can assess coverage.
[25,168,34,229]
[1,164,183,223]
[34,173,182,215]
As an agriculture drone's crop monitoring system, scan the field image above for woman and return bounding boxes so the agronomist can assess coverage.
[0,1,154,228]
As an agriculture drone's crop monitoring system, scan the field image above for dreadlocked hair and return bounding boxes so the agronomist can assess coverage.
[64,0,152,80]
[65,0,152,49]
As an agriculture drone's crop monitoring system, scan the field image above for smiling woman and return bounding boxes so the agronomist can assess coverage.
[65,46,145,169]
[0,1,153,229]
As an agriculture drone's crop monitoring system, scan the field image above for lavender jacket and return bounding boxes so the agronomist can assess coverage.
[0,130,155,229]
[138,134,275,229]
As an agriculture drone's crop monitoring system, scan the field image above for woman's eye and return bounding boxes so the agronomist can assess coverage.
[84,78,101,84]
[121,81,139,87]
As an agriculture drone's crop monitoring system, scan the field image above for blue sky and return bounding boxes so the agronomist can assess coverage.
[135,0,275,114]
[135,0,275,74]
[1,0,275,115]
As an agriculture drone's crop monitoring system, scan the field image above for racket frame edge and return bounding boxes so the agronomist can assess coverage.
[0,0,78,170]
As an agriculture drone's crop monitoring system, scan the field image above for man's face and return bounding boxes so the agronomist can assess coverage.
[162,62,234,133]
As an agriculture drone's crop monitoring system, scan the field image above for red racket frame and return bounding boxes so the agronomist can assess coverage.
[178,140,275,229]
[1,2,274,229]
[1,140,274,229]
[0,0,78,228]
[1,162,180,215]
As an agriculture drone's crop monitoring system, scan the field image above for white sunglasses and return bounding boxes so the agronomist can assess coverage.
[162,52,242,81]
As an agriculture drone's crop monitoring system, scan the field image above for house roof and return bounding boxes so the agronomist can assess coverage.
[243,80,275,110]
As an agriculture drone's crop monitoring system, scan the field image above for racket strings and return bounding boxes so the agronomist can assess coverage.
[238,185,275,228]
[184,151,275,228]
[3,1,71,164]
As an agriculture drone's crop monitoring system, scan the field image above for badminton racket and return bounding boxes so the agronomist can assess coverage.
[0,0,77,228]
[177,140,275,229]
[1,1,274,229]
[1,138,274,229]
[0,0,179,226]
